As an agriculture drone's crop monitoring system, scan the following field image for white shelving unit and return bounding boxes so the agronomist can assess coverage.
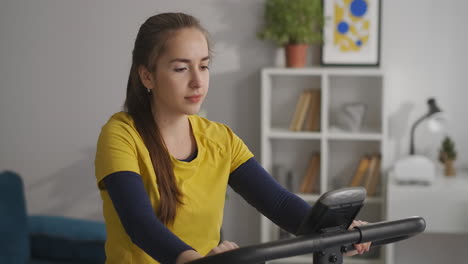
[260,67,387,264]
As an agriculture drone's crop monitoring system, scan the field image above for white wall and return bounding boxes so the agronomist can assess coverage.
[1,0,467,262]
[0,0,272,245]
[382,1,468,263]
[383,0,468,166]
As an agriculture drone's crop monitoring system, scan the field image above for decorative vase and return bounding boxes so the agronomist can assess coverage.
[285,44,308,68]
[444,159,456,176]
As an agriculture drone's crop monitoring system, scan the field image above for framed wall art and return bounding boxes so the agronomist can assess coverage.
[321,0,381,66]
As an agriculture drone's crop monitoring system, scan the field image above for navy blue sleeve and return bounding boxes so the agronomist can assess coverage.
[103,171,194,264]
[228,158,312,235]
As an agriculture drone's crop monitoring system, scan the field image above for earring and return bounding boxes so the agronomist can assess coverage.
[147,88,151,93]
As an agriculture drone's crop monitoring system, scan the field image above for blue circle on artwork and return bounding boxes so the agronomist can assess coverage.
[356,40,362,46]
[350,0,367,17]
[337,21,349,34]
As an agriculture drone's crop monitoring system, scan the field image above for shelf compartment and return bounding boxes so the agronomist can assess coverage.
[270,139,321,195]
[327,140,382,194]
[268,75,321,131]
[327,75,383,134]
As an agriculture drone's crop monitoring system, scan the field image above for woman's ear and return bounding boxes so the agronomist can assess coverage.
[138,65,155,91]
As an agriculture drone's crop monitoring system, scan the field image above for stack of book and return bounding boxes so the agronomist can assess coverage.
[299,152,320,194]
[289,90,321,132]
[349,153,381,196]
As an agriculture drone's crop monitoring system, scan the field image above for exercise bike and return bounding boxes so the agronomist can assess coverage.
[188,187,425,264]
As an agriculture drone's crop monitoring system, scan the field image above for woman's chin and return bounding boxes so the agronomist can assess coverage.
[184,106,201,116]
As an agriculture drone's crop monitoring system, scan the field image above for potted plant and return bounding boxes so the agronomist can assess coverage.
[258,0,324,68]
[439,136,457,176]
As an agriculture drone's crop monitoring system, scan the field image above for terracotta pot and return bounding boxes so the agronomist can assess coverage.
[285,44,308,68]
[444,159,456,176]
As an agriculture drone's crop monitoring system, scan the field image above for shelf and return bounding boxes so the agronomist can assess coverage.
[263,67,384,77]
[268,128,321,139]
[327,132,383,141]
[261,67,386,264]
[267,129,382,141]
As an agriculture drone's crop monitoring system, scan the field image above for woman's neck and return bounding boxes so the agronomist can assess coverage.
[154,111,195,160]
[155,112,189,138]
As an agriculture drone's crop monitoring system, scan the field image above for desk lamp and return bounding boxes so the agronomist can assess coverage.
[393,98,444,185]
[409,98,442,155]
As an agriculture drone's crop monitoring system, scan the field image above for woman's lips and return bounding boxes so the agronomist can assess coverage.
[186,95,202,103]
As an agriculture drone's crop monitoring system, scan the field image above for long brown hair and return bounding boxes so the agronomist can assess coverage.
[124,13,211,225]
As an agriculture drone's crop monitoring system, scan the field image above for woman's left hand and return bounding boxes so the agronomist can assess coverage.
[344,220,372,256]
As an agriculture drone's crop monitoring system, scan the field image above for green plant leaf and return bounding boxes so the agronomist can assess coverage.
[258,0,324,46]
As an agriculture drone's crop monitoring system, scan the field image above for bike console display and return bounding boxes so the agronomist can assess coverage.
[296,187,366,236]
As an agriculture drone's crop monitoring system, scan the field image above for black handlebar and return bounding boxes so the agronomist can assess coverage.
[188,216,426,264]
[357,216,425,247]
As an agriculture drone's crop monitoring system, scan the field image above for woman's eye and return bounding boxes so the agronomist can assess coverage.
[174,67,187,72]
[201,65,210,70]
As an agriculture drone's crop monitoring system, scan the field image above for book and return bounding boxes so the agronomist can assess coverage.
[364,154,381,196]
[304,90,321,131]
[349,155,371,187]
[295,91,312,131]
[362,154,378,189]
[289,92,306,131]
[289,91,312,131]
[299,153,321,193]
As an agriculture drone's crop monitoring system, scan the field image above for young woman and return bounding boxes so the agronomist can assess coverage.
[95,12,370,264]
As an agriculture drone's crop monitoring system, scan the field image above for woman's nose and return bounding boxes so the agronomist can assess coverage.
[189,69,203,89]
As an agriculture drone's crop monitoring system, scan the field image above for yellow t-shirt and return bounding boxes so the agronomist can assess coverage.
[94,112,253,263]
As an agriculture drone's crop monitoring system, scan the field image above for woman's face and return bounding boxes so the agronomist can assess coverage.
[151,28,210,117]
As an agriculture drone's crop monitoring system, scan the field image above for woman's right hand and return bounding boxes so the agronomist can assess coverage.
[175,250,203,264]
[176,240,239,264]
[206,240,239,256]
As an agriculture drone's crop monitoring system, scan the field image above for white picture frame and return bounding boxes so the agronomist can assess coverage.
[321,0,381,66]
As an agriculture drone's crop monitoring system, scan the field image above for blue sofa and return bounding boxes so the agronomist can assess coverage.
[0,171,106,264]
